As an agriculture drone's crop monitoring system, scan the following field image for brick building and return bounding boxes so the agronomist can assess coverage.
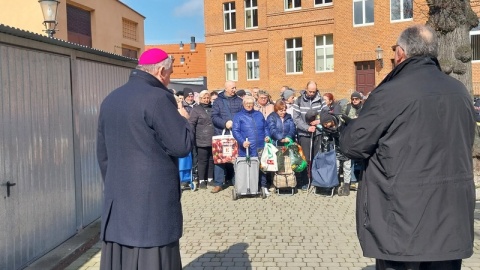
[145,38,207,81]
[205,0,480,99]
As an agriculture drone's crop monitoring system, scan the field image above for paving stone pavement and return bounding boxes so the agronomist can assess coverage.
[66,186,480,270]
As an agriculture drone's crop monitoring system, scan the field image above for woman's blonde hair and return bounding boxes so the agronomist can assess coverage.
[199,90,210,98]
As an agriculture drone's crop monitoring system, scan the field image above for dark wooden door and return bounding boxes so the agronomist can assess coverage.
[355,61,375,95]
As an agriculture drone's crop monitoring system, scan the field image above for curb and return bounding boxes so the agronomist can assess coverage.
[25,220,100,270]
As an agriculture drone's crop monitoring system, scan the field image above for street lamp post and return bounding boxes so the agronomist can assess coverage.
[39,0,60,38]
[375,45,384,68]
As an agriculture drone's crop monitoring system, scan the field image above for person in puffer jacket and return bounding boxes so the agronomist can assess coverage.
[266,100,296,146]
[232,96,271,195]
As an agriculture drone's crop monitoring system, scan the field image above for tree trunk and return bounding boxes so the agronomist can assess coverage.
[426,0,478,95]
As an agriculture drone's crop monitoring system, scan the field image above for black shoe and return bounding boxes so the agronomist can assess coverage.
[199,181,207,189]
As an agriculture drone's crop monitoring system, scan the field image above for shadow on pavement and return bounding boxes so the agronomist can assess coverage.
[183,243,250,269]
[362,265,375,269]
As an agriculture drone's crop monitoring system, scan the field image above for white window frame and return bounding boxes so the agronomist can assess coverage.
[246,51,260,80]
[353,0,374,27]
[223,2,236,32]
[390,0,413,22]
[470,29,480,63]
[225,53,238,81]
[245,0,258,29]
[285,0,301,11]
[314,0,333,7]
[285,38,303,74]
[315,34,334,73]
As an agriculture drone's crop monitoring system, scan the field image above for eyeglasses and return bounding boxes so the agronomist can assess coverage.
[391,44,403,52]
[351,97,360,100]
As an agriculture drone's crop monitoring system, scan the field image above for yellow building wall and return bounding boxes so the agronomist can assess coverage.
[0,0,144,55]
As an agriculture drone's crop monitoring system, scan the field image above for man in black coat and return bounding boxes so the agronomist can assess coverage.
[97,48,194,269]
[340,25,475,270]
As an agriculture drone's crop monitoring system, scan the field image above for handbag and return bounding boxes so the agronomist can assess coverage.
[212,129,238,164]
[260,143,278,172]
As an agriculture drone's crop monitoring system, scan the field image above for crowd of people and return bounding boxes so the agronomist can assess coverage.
[96,24,476,270]
[174,80,367,197]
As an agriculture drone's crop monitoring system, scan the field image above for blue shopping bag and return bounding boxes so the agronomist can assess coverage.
[311,149,338,188]
[178,153,192,183]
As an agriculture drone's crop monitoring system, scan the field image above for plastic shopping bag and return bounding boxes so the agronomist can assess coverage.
[212,129,238,164]
[260,143,278,172]
[288,143,307,172]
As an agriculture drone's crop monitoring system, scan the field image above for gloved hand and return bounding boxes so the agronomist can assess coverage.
[340,114,352,125]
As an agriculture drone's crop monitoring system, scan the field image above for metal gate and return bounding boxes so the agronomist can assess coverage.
[0,45,76,269]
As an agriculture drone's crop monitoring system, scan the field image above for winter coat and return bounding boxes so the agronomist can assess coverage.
[292,91,325,137]
[97,69,194,247]
[211,92,243,135]
[254,103,274,119]
[339,56,475,261]
[182,100,197,114]
[232,108,270,157]
[188,103,214,147]
[266,112,296,143]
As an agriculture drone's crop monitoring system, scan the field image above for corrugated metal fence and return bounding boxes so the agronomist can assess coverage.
[0,26,135,269]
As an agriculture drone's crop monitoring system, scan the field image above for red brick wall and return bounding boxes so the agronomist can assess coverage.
[205,0,480,99]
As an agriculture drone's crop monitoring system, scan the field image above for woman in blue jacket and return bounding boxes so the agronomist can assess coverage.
[266,100,296,145]
[232,96,270,195]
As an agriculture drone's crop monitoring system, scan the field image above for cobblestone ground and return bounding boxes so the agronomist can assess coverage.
[67,186,480,270]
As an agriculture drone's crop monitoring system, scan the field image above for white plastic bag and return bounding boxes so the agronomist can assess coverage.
[260,143,278,172]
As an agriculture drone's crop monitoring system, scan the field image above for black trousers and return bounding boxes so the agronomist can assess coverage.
[196,146,214,181]
[376,259,462,270]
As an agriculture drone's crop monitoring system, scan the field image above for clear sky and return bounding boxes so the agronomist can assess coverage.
[120,0,205,45]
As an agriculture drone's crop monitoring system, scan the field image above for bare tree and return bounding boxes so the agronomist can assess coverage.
[426,0,478,95]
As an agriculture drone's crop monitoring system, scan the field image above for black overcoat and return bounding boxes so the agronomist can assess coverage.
[340,57,476,261]
[97,69,194,247]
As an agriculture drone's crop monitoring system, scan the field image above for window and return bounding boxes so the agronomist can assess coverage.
[285,38,303,73]
[391,0,413,21]
[353,0,374,26]
[245,0,258,29]
[224,2,236,31]
[315,0,332,6]
[122,18,138,41]
[470,23,480,61]
[246,51,260,80]
[122,47,138,58]
[67,4,92,47]
[315,34,334,72]
[285,0,301,10]
[225,53,238,80]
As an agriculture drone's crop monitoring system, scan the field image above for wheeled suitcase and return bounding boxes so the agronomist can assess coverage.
[232,139,266,200]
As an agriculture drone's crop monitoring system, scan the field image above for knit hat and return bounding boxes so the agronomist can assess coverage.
[351,92,362,99]
[282,89,295,100]
[236,90,246,97]
[138,48,169,65]
[183,88,194,98]
[320,112,336,126]
[304,109,318,124]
